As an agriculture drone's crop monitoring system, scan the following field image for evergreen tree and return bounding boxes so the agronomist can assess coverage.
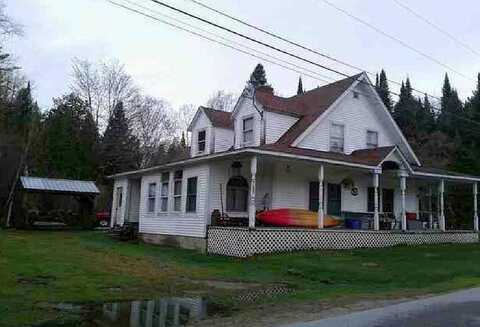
[455,73,480,175]
[375,69,392,112]
[438,73,464,137]
[11,82,39,140]
[249,63,267,87]
[297,76,304,95]
[40,93,98,180]
[419,93,435,132]
[393,78,420,142]
[100,101,140,179]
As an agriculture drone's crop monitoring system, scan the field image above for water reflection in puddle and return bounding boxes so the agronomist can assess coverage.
[92,297,208,326]
[35,286,292,326]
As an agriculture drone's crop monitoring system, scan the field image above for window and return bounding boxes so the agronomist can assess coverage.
[226,176,249,212]
[116,187,123,208]
[242,117,254,144]
[160,172,169,212]
[147,183,156,213]
[186,177,198,212]
[197,130,206,153]
[366,130,378,149]
[173,170,183,211]
[353,91,359,99]
[330,123,345,153]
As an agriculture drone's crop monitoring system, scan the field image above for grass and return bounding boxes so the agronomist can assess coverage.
[2,230,480,326]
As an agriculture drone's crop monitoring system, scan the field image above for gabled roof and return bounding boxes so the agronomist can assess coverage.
[255,74,362,145]
[187,106,233,131]
[20,176,100,195]
[202,107,233,129]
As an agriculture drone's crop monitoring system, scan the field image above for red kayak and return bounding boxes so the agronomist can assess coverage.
[256,208,341,228]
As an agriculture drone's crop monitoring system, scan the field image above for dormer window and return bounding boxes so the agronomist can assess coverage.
[197,130,206,153]
[330,122,344,153]
[366,130,378,149]
[242,117,254,144]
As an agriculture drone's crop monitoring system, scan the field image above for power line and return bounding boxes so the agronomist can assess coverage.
[107,1,333,85]
[144,0,480,130]
[106,0,480,133]
[119,0,335,83]
[184,0,443,102]
[319,0,475,83]
[392,0,480,58]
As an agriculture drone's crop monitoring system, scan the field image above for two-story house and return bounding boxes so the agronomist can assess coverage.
[109,72,480,253]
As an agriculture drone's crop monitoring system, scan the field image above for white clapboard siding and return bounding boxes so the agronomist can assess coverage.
[271,162,311,209]
[268,161,418,215]
[214,127,234,153]
[298,83,397,154]
[234,99,262,149]
[138,165,210,237]
[190,111,212,157]
[264,111,298,144]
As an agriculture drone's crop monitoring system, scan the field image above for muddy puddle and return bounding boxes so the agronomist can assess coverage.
[34,286,292,326]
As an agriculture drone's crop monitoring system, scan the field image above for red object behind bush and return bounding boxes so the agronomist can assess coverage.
[406,212,417,220]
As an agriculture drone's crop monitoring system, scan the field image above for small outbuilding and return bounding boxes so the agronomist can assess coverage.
[7,176,100,228]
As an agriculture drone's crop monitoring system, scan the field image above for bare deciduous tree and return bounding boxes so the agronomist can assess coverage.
[174,103,196,140]
[130,95,176,167]
[0,1,23,38]
[70,58,139,130]
[206,90,237,112]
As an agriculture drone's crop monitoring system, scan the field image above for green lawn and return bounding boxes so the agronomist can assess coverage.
[2,230,480,326]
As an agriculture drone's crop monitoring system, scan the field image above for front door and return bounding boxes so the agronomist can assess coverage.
[327,183,342,216]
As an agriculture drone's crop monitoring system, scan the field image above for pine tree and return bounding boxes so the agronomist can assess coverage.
[438,73,464,137]
[297,76,304,95]
[393,78,421,143]
[375,69,392,112]
[249,63,267,87]
[11,82,38,140]
[100,101,140,179]
[41,93,99,179]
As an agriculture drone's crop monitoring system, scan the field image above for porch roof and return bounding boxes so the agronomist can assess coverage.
[257,144,396,166]
[412,166,480,182]
[109,144,480,182]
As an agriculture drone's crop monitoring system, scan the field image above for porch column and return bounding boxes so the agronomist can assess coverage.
[318,165,324,229]
[373,169,380,231]
[248,156,257,228]
[428,186,433,229]
[474,182,479,232]
[400,172,407,231]
[439,179,446,231]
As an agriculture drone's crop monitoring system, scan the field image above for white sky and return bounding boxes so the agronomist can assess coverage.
[5,0,480,111]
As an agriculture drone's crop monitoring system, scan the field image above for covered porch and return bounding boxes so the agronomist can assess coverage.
[208,147,480,234]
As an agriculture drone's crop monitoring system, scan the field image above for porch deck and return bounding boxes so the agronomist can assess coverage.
[207,226,479,257]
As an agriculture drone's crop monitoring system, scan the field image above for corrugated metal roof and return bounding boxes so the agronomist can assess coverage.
[20,176,100,194]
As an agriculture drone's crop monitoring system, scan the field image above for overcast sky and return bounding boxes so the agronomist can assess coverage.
[5,0,480,110]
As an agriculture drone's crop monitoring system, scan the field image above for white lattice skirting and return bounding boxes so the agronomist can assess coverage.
[207,227,479,257]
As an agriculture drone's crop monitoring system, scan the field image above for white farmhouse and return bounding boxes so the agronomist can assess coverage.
[110,73,480,255]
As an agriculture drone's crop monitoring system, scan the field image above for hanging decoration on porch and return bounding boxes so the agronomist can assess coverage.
[341,177,358,196]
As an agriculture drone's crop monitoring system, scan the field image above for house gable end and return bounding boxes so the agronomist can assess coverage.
[292,73,421,166]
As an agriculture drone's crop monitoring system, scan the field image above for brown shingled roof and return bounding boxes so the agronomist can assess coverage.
[255,74,362,145]
[258,143,395,166]
[201,106,233,129]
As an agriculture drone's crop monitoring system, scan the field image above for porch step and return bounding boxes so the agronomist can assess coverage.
[108,222,138,241]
